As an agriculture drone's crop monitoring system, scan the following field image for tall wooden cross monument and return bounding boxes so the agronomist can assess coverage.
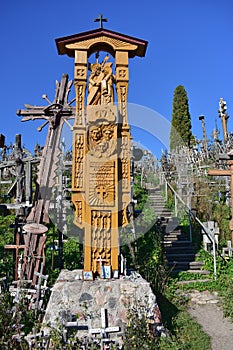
[56,23,147,276]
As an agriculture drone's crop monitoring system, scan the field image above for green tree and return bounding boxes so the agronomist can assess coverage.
[170,85,193,150]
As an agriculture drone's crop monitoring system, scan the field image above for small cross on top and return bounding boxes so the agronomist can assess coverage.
[94,14,108,28]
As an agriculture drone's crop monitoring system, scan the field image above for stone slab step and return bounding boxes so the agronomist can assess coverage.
[164,239,190,243]
[168,261,204,270]
[152,208,172,213]
[163,237,189,243]
[149,198,166,202]
[166,253,197,258]
[153,212,172,217]
[186,269,210,275]
[148,194,165,197]
[176,278,211,285]
[171,269,210,275]
[151,206,168,210]
[165,246,195,253]
[154,214,172,218]
[149,199,166,201]
[164,228,183,234]
[163,240,192,246]
[164,241,194,247]
[166,253,196,262]
[163,230,183,235]
[163,230,188,236]
[165,248,195,255]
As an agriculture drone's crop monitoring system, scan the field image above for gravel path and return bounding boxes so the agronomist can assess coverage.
[187,291,233,350]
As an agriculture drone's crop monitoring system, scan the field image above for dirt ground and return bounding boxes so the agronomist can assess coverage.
[188,303,233,350]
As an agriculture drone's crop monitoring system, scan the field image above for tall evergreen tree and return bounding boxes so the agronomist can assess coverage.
[170,85,193,150]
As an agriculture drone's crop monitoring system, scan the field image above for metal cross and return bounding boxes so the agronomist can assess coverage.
[94,14,108,29]
[90,308,120,350]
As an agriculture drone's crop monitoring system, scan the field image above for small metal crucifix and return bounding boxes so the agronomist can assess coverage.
[90,308,120,350]
[94,14,108,29]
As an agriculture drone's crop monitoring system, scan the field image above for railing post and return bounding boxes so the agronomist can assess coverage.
[188,210,192,243]
[174,193,178,217]
[141,166,144,188]
[165,180,168,202]
[211,230,217,281]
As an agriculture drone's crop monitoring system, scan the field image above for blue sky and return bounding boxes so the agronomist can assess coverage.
[1,0,233,159]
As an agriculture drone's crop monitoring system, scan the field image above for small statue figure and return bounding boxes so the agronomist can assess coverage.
[87,55,115,105]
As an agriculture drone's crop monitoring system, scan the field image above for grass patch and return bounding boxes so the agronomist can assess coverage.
[156,290,211,350]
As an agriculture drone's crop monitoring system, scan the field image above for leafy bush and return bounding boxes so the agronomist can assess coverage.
[0,292,34,349]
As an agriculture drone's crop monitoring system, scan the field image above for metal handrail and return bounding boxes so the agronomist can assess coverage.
[163,177,218,279]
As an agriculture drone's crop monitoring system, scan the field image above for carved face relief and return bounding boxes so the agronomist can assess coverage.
[90,126,101,142]
[91,63,101,76]
[102,125,113,141]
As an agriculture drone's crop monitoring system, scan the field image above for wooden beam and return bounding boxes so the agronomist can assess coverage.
[5,245,25,249]
[208,169,231,176]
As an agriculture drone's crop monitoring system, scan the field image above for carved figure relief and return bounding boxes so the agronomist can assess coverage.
[88,123,116,158]
[91,210,111,274]
[87,55,115,106]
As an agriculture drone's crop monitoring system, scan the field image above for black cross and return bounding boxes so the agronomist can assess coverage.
[94,14,108,29]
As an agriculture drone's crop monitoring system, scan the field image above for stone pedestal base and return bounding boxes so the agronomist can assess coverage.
[43,269,163,344]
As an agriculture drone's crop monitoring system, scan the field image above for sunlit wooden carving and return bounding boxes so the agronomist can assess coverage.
[56,27,147,276]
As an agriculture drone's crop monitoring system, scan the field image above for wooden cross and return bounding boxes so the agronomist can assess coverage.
[90,308,120,350]
[208,152,233,242]
[15,74,75,287]
[4,244,25,281]
[94,14,108,29]
[94,256,108,276]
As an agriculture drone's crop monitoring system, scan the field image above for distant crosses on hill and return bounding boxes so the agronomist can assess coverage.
[218,98,229,145]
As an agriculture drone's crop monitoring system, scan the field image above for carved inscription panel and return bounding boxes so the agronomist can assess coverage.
[89,161,115,207]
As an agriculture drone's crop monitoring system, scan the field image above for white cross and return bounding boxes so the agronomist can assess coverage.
[34,263,48,316]
[90,308,120,349]
[94,256,108,277]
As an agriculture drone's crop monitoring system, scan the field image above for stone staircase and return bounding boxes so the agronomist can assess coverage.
[148,187,209,275]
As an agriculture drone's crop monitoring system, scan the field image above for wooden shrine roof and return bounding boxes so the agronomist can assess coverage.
[55,28,148,58]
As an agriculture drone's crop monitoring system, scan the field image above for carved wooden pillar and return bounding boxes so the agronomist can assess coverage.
[55,27,147,277]
[72,50,87,250]
[115,51,129,126]
[74,50,87,126]
[115,51,131,227]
